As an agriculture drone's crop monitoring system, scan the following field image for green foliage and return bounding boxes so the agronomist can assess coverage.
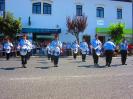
[109,23,125,44]
[0,12,22,39]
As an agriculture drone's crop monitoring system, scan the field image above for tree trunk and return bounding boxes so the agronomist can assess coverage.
[75,32,79,44]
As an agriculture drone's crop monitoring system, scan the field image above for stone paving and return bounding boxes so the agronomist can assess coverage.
[0,56,133,99]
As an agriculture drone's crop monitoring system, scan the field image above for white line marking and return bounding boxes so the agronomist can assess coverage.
[0,73,133,81]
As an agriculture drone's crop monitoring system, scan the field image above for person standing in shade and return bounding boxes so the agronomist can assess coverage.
[103,38,116,67]
[71,41,79,60]
[91,34,102,66]
[50,34,62,66]
[80,37,89,62]
[18,34,31,68]
[4,38,13,60]
[119,38,128,65]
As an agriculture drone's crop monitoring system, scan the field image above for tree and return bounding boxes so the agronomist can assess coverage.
[0,12,22,39]
[109,23,125,44]
[66,15,87,44]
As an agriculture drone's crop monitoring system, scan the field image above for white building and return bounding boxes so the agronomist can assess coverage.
[0,0,5,17]
[5,0,132,43]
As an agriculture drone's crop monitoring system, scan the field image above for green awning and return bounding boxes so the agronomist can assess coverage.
[36,35,54,39]
[96,28,132,35]
[96,28,110,34]
[124,29,132,34]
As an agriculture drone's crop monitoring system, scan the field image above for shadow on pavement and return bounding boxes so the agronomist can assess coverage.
[66,58,73,60]
[35,66,53,69]
[37,61,49,64]
[78,64,123,68]
[111,64,122,67]
[78,65,106,68]
[0,67,23,70]
[71,61,82,63]
[0,59,20,61]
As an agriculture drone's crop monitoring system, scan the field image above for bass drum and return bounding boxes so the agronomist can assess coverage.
[95,49,101,56]
[73,48,78,54]
[20,45,27,56]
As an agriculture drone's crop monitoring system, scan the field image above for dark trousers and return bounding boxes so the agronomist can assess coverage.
[6,53,10,60]
[92,49,99,64]
[54,56,59,66]
[27,51,31,60]
[82,54,86,61]
[48,54,51,60]
[120,50,127,65]
[51,55,54,62]
[73,53,77,59]
[66,49,71,56]
[21,55,27,65]
[105,50,114,66]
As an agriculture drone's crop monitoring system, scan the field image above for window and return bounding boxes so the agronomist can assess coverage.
[0,0,5,11]
[32,2,41,14]
[117,8,122,19]
[76,5,82,16]
[96,7,104,18]
[43,3,51,14]
[0,2,3,11]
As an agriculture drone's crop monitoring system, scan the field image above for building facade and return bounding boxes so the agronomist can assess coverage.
[0,0,5,16]
[5,0,132,43]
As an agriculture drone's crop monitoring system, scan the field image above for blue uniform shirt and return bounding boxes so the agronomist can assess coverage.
[120,41,128,50]
[91,39,101,49]
[71,43,79,49]
[4,42,13,50]
[80,42,89,54]
[80,42,88,50]
[50,40,62,49]
[104,41,116,51]
[71,42,79,53]
[50,40,62,55]
[19,39,29,47]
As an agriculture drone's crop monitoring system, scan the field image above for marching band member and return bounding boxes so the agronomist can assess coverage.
[18,34,31,68]
[71,41,79,60]
[4,38,13,60]
[119,38,128,65]
[103,38,116,67]
[27,40,32,60]
[80,37,89,62]
[53,45,61,67]
[50,45,54,62]
[91,34,102,66]
[50,34,62,66]
[46,43,51,60]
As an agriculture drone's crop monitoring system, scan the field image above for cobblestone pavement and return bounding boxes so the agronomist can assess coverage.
[0,56,133,99]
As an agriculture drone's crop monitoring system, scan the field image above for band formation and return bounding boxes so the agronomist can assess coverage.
[2,34,128,68]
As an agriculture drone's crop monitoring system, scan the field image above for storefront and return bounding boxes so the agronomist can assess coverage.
[96,27,132,43]
[22,28,61,44]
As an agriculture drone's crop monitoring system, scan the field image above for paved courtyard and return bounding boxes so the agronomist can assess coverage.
[0,56,133,99]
